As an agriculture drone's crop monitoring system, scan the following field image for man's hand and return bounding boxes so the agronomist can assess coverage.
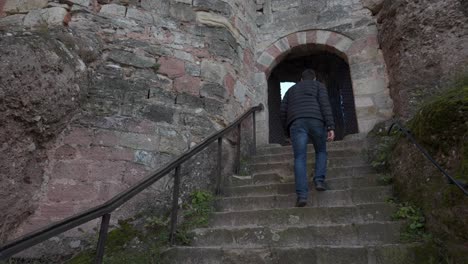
[327,130,335,142]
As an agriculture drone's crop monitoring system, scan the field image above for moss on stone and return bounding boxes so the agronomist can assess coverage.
[409,83,468,180]
[388,78,468,262]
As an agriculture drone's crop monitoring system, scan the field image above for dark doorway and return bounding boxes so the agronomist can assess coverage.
[268,51,358,145]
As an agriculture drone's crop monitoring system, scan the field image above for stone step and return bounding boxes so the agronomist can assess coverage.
[225,174,384,197]
[216,186,392,211]
[256,140,367,156]
[209,203,396,227]
[250,156,368,172]
[191,221,403,247]
[228,166,376,186]
[161,243,425,264]
[252,149,364,163]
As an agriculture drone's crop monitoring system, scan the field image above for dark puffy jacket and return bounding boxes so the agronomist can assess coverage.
[280,80,335,135]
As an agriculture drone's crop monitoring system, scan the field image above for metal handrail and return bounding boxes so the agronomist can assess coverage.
[388,121,468,196]
[0,104,264,261]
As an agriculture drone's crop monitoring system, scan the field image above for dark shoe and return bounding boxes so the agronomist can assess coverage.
[295,198,307,207]
[315,181,327,191]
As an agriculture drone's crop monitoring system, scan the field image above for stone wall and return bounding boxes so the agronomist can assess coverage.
[0,0,259,245]
[374,0,468,118]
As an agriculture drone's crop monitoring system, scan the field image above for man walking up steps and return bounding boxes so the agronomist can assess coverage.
[280,69,335,207]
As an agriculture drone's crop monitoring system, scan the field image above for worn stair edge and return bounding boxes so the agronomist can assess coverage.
[161,243,427,264]
[252,151,366,164]
[225,174,385,197]
[190,221,403,247]
[209,203,396,227]
[229,166,377,186]
[257,140,367,154]
[250,157,368,172]
[216,186,393,211]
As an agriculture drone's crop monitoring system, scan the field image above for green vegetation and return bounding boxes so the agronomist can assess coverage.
[378,174,393,185]
[390,201,429,242]
[367,127,400,173]
[409,80,467,182]
[176,191,215,245]
[65,190,215,264]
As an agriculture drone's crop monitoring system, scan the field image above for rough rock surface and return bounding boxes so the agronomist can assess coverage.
[376,0,468,118]
[0,31,87,242]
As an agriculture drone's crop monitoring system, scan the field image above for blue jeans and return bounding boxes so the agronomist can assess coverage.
[290,118,328,199]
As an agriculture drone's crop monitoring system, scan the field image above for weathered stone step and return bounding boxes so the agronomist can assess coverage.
[250,156,368,172]
[225,174,383,197]
[229,166,375,186]
[191,221,403,247]
[209,203,396,227]
[161,243,425,264]
[216,186,392,211]
[252,149,364,163]
[257,140,366,155]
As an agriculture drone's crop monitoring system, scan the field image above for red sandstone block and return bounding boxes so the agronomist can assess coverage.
[52,161,89,180]
[174,75,201,96]
[92,129,120,147]
[54,145,77,160]
[63,127,94,146]
[287,33,300,49]
[326,32,342,47]
[243,49,254,68]
[266,45,282,59]
[224,73,235,96]
[255,62,268,73]
[63,11,71,25]
[158,56,185,78]
[97,182,129,202]
[306,30,317,44]
[47,183,98,203]
[0,0,6,18]
[38,203,75,221]
[242,49,255,76]
[88,161,127,182]
[78,146,134,162]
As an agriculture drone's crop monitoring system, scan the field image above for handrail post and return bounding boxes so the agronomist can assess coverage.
[235,123,241,174]
[216,137,223,195]
[252,112,256,156]
[95,213,111,264]
[169,165,181,245]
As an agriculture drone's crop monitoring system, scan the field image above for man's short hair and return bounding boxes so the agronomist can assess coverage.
[302,69,316,80]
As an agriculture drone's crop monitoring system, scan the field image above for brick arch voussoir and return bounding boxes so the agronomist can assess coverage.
[256,30,354,77]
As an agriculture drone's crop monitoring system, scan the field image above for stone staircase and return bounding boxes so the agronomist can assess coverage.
[162,139,424,263]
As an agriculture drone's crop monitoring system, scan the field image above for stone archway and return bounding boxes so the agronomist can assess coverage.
[254,30,393,146]
[268,51,358,144]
